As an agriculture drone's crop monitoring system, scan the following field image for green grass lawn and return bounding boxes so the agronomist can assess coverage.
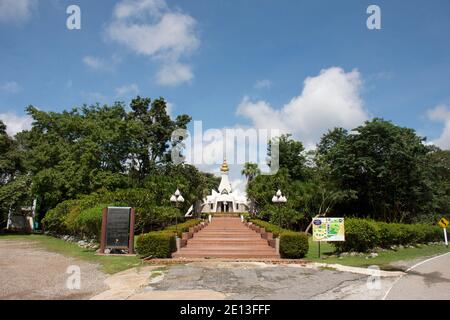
[0,234,142,274]
[306,237,450,269]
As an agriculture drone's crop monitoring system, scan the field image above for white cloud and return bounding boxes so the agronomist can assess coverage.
[0,113,32,136]
[116,83,139,97]
[105,0,199,86]
[0,0,36,24]
[156,63,193,86]
[427,104,450,150]
[237,67,369,149]
[254,79,272,90]
[0,81,21,94]
[83,56,105,70]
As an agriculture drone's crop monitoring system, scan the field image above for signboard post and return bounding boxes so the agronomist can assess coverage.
[438,217,449,248]
[313,218,345,258]
[100,207,135,254]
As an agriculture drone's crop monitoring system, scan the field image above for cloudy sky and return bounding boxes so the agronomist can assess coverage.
[1,0,450,189]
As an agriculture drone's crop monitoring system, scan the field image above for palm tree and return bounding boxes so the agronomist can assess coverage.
[241,162,260,184]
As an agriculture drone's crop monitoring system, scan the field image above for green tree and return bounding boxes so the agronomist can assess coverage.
[268,134,307,180]
[241,162,260,184]
[316,118,434,222]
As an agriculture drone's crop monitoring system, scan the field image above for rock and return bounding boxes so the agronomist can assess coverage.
[350,252,358,257]
[370,253,378,258]
[104,249,111,254]
[78,240,87,246]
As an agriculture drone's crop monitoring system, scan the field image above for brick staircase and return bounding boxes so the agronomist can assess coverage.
[172,217,280,259]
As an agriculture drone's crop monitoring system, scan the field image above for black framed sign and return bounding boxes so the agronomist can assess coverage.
[100,207,135,254]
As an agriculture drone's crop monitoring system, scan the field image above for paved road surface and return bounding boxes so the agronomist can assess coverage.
[93,261,399,300]
[0,240,108,300]
[386,252,450,300]
[6,238,438,300]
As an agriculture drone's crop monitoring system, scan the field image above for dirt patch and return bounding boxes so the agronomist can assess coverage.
[0,240,108,300]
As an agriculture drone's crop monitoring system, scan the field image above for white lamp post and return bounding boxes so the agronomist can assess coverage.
[170,189,185,236]
[272,189,287,233]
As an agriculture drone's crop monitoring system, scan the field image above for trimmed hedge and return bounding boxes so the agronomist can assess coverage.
[165,219,202,237]
[334,218,444,252]
[250,219,288,238]
[279,231,309,259]
[135,219,202,258]
[136,231,176,258]
[334,219,379,253]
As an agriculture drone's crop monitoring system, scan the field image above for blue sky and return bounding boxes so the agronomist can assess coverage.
[1,0,450,162]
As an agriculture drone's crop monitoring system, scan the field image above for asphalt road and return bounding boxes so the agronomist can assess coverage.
[385,252,450,300]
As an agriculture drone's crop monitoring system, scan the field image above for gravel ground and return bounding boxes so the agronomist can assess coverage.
[0,240,108,300]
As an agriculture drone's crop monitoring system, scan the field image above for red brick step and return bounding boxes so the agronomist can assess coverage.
[172,217,279,259]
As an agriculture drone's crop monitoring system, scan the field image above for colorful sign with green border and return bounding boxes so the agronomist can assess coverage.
[313,218,345,242]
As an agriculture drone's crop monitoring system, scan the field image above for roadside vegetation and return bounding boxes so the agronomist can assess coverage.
[306,238,450,268]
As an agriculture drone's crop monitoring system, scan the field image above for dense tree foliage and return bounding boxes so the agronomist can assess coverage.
[1,97,217,228]
[248,119,450,230]
[2,97,449,233]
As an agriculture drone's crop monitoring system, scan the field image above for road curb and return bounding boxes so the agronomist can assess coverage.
[307,262,405,277]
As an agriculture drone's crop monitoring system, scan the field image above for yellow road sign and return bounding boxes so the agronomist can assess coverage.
[438,217,449,228]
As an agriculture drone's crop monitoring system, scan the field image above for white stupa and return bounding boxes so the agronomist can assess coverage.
[185,159,249,217]
[201,159,249,213]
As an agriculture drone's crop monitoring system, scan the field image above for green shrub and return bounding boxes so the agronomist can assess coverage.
[165,219,202,237]
[136,231,176,258]
[43,188,182,236]
[377,222,403,247]
[250,219,288,238]
[42,200,78,234]
[279,231,309,259]
[334,218,379,252]
[422,225,443,242]
[377,222,442,248]
[335,219,445,252]
[73,205,106,239]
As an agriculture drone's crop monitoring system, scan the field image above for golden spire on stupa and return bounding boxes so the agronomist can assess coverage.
[220,158,229,173]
